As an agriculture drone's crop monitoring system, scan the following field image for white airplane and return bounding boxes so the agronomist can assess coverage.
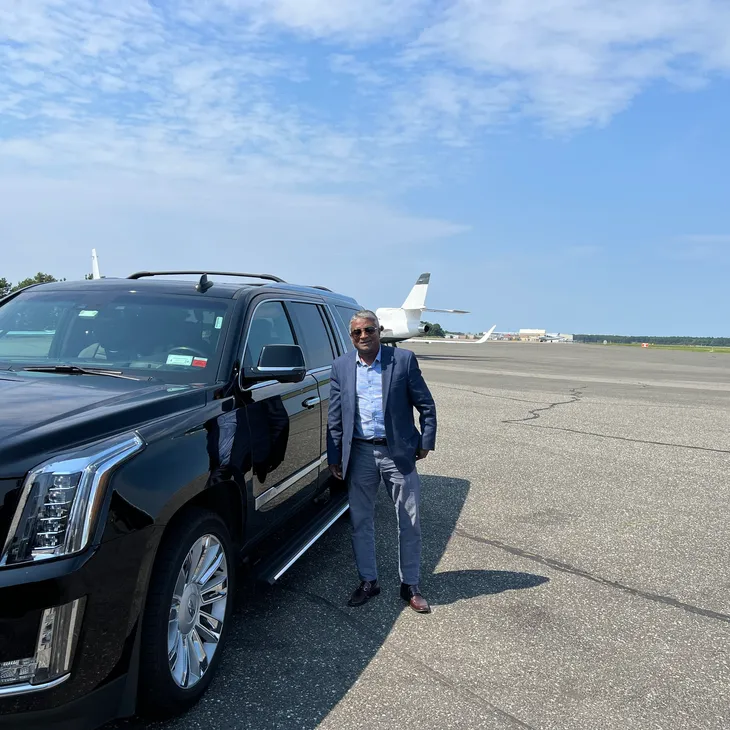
[376,273,474,344]
[415,325,497,345]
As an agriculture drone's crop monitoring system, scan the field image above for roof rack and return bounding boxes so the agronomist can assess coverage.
[311,285,332,292]
[127,270,286,283]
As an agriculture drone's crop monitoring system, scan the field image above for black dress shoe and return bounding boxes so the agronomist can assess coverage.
[348,580,380,607]
[400,583,431,613]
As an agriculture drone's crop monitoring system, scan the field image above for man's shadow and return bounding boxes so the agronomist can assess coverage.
[110,476,547,729]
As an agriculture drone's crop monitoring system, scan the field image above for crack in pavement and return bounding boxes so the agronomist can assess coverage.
[496,386,730,453]
[437,384,548,406]
[279,585,537,730]
[510,422,730,454]
[454,529,730,625]
[501,387,585,424]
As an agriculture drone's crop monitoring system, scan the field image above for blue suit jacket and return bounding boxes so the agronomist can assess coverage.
[327,346,437,478]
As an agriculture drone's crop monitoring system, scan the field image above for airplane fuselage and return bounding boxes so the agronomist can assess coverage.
[376,307,428,343]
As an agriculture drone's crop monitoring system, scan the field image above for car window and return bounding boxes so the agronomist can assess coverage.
[287,302,335,370]
[0,290,231,383]
[334,305,359,351]
[244,300,296,368]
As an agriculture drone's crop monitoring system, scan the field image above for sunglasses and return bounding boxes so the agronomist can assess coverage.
[350,326,378,338]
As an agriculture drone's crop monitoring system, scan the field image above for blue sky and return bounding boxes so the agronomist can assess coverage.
[1,0,729,336]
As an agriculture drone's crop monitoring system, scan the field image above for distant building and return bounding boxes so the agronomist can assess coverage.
[519,328,546,341]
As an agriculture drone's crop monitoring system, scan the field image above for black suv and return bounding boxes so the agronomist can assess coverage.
[0,271,363,729]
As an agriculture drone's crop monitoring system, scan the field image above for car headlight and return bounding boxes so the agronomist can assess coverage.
[1,432,145,566]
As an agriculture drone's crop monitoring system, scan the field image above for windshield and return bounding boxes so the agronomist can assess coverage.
[0,289,233,384]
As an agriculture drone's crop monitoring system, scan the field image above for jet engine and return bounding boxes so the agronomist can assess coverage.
[417,323,431,335]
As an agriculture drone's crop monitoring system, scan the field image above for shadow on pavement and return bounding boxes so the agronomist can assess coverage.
[107,475,547,730]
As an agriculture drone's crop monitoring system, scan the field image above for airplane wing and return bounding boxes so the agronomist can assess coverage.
[411,325,496,344]
[424,308,470,314]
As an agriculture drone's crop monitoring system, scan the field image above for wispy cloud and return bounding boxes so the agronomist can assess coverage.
[2,0,729,183]
[1,0,730,288]
[669,234,730,261]
[680,234,730,245]
[566,245,603,258]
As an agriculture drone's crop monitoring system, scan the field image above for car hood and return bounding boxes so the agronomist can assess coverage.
[0,372,208,477]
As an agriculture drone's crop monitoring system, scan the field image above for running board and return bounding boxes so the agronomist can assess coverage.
[254,494,349,585]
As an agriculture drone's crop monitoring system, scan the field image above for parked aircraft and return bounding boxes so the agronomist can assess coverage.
[376,273,473,344]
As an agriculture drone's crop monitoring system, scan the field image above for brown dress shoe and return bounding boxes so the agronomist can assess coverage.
[348,579,380,607]
[400,583,431,613]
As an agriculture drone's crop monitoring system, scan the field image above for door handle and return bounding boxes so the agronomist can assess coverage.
[302,396,321,409]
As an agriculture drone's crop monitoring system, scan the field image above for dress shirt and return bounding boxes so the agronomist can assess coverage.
[353,346,386,440]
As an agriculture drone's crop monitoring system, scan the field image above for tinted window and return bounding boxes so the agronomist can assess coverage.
[320,306,344,356]
[287,302,335,370]
[244,300,295,368]
[334,305,360,352]
[0,290,231,383]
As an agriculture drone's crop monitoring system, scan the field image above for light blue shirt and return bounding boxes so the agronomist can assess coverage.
[354,347,386,440]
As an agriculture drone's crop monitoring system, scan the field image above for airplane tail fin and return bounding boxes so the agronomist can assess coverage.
[402,273,430,310]
[476,325,496,344]
[91,249,101,280]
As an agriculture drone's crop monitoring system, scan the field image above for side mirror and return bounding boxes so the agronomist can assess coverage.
[243,344,307,384]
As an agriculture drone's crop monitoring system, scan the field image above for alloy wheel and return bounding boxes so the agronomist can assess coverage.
[167,534,229,689]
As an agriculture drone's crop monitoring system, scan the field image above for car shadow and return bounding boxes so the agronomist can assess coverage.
[107,475,548,729]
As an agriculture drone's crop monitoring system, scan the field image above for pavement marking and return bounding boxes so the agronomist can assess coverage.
[422,363,730,392]
[454,529,730,625]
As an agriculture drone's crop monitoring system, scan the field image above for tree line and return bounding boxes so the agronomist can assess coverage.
[0,272,97,298]
[574,334,730,347]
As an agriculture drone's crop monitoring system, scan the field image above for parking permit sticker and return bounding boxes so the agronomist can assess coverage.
[192,358,208,368]
[166,354,193,366]
[78,310,99,318]
[214,316,223,329]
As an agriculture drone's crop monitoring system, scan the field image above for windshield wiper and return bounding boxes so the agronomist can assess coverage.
[22,365,147,381]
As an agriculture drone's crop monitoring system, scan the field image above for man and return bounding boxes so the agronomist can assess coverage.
[327,310,437,613]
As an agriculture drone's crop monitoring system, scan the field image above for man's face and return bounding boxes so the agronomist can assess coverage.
[350,317,381,357]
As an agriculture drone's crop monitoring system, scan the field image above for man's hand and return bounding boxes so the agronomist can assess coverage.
[416,448,430,461]
[329,464,343,480]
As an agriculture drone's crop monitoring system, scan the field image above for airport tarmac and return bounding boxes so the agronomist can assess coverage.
[110,342,730,730]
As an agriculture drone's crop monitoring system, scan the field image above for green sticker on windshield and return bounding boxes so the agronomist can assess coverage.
[214,316,223,329]
[78,310,99,318]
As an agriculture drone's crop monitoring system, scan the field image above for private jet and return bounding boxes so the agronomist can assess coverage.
[376,273,479,344]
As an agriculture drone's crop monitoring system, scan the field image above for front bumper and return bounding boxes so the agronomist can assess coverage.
[0,525,160,729]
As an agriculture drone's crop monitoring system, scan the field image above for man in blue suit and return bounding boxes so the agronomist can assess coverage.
[327,310,437,613]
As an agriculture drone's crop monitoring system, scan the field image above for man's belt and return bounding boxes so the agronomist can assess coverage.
[355,437,388,445]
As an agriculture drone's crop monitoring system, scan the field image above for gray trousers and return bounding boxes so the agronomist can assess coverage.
[347,439,422,586]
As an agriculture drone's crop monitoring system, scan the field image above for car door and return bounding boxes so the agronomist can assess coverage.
[240,299,323,516]
[286,301,341,487]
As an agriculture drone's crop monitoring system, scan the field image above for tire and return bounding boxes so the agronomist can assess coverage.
[137,509,235,719]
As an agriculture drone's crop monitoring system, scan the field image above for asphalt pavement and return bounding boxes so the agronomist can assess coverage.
[109,342,730,730]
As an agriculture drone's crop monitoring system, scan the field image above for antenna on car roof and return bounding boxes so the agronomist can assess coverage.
[196,274,214,293]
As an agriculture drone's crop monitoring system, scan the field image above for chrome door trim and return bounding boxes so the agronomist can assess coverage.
[255,453,328,510]
[271,501,350,582]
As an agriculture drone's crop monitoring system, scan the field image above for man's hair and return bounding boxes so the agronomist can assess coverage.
[349,310,380,328]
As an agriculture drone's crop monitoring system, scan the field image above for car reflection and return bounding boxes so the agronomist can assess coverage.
[207,392,290,486]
